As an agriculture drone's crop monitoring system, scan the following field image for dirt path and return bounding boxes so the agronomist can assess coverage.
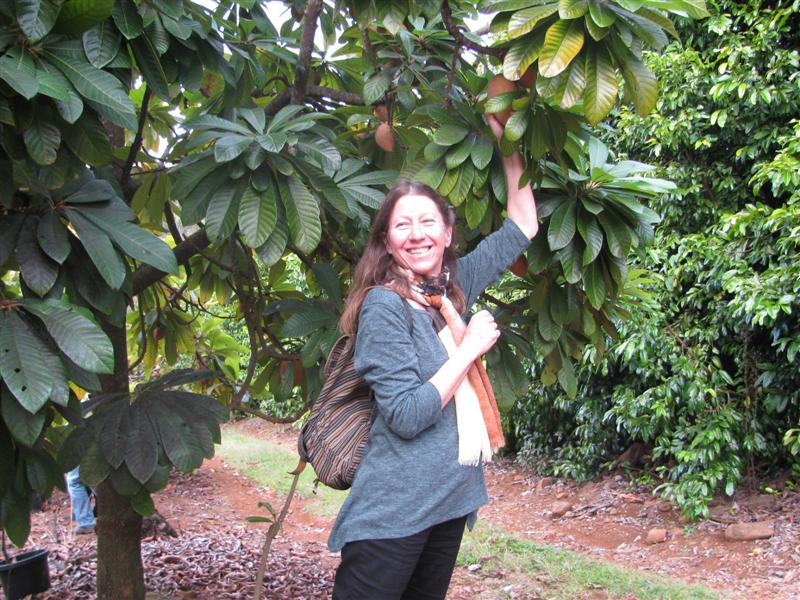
[226,419,800,599]
[22,419,799,599]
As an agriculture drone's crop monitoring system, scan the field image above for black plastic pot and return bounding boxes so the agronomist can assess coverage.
[0,548,51,600]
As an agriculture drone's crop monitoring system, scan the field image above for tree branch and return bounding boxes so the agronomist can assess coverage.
[291,0,325,105]
[131,229,210,296]
[122,87,153,187]
[441,0,504,58]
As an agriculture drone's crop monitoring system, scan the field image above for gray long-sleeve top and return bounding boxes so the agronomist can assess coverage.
[327,219,530,551]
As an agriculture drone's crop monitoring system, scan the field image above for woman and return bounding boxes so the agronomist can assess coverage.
[329,116,538,599]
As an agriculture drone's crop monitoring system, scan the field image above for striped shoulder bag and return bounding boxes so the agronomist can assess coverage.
[295,334,372,490]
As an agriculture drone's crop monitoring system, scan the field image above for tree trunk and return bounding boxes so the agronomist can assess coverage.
[96,482,144,600]
[95,320,145,600]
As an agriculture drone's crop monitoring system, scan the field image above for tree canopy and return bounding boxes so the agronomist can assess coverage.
[0,0,710,597]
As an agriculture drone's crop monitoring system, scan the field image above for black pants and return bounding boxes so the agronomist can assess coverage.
[332,515,467,600]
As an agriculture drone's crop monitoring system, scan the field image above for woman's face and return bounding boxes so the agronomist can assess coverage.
[385,194,452,278]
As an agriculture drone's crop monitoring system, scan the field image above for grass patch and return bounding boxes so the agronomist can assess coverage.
[458,524,724,599]
[217,428,348,519]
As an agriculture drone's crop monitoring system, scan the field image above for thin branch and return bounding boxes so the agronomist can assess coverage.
[233,401,311,424]
[307,85,364,106]
[127,296,149,372]
[122,86,153,186]
[441,0,504,58]
[253,470,302,600]
[291,0,325,105]
[361,27,378,68]
[163,203,183,245]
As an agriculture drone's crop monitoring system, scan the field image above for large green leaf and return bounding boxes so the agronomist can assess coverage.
[151,400,205,472]
[1,386,46,446]
[280,177,321,254]
[538,302,563,341]
[559,0,587,18]
[433,124,469,146]
[297,138,341,172]
[17,0,62,42]
[54,0,114,34]
[611,36,658,115]
[539,19,585,78]
[597,209,631,257]
[558,56,586,108]
[62,114,111,165]
[25,299,114,374]
[124,403,158,483]
[577,209,603,264]
[607,4,668,49]
[503,33,544,80]
[205,183,239,240]
[362,71,390,105]
[584,260,606,308]
[35,57,72,102]
[583,43,618,125]
[82,19,121,68]
[547,198,577,250]
[64,208,127,289]
[23,117,61,165]
[238,183,277,248]
[214,134,253,162]
[112,0,143,39]
[81,210,178,274]
[37,211,71,264]
[80,436,112,486]
[0,46,39,99]
[37,59,84,122]
[130,35,171,101]
[507,3,558,39]
[280,308,338,339]
[16,217,59,296]
[0,312,54,413]
[587,0,616,26]
[44,49,138,130]
[470,135,494,170]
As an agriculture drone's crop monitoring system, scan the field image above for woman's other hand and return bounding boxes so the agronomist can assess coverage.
[462,310,500,358]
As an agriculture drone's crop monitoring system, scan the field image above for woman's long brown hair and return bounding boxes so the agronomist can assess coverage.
[339,180,466,334]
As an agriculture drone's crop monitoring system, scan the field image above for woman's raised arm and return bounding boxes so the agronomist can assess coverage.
[487,115,539,240]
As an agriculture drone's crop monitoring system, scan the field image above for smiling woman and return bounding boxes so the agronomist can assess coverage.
[329,115,539,600]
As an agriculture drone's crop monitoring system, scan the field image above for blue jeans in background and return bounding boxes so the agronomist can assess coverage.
[66,467,95,532]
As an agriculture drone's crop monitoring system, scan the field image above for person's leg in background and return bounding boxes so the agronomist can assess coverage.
[66,467,95,534]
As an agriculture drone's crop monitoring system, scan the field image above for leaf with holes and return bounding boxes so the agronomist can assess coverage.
[1,386,46,446]
[0,312,54,413]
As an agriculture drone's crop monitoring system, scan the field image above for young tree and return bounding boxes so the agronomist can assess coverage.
[0,0,706,597]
